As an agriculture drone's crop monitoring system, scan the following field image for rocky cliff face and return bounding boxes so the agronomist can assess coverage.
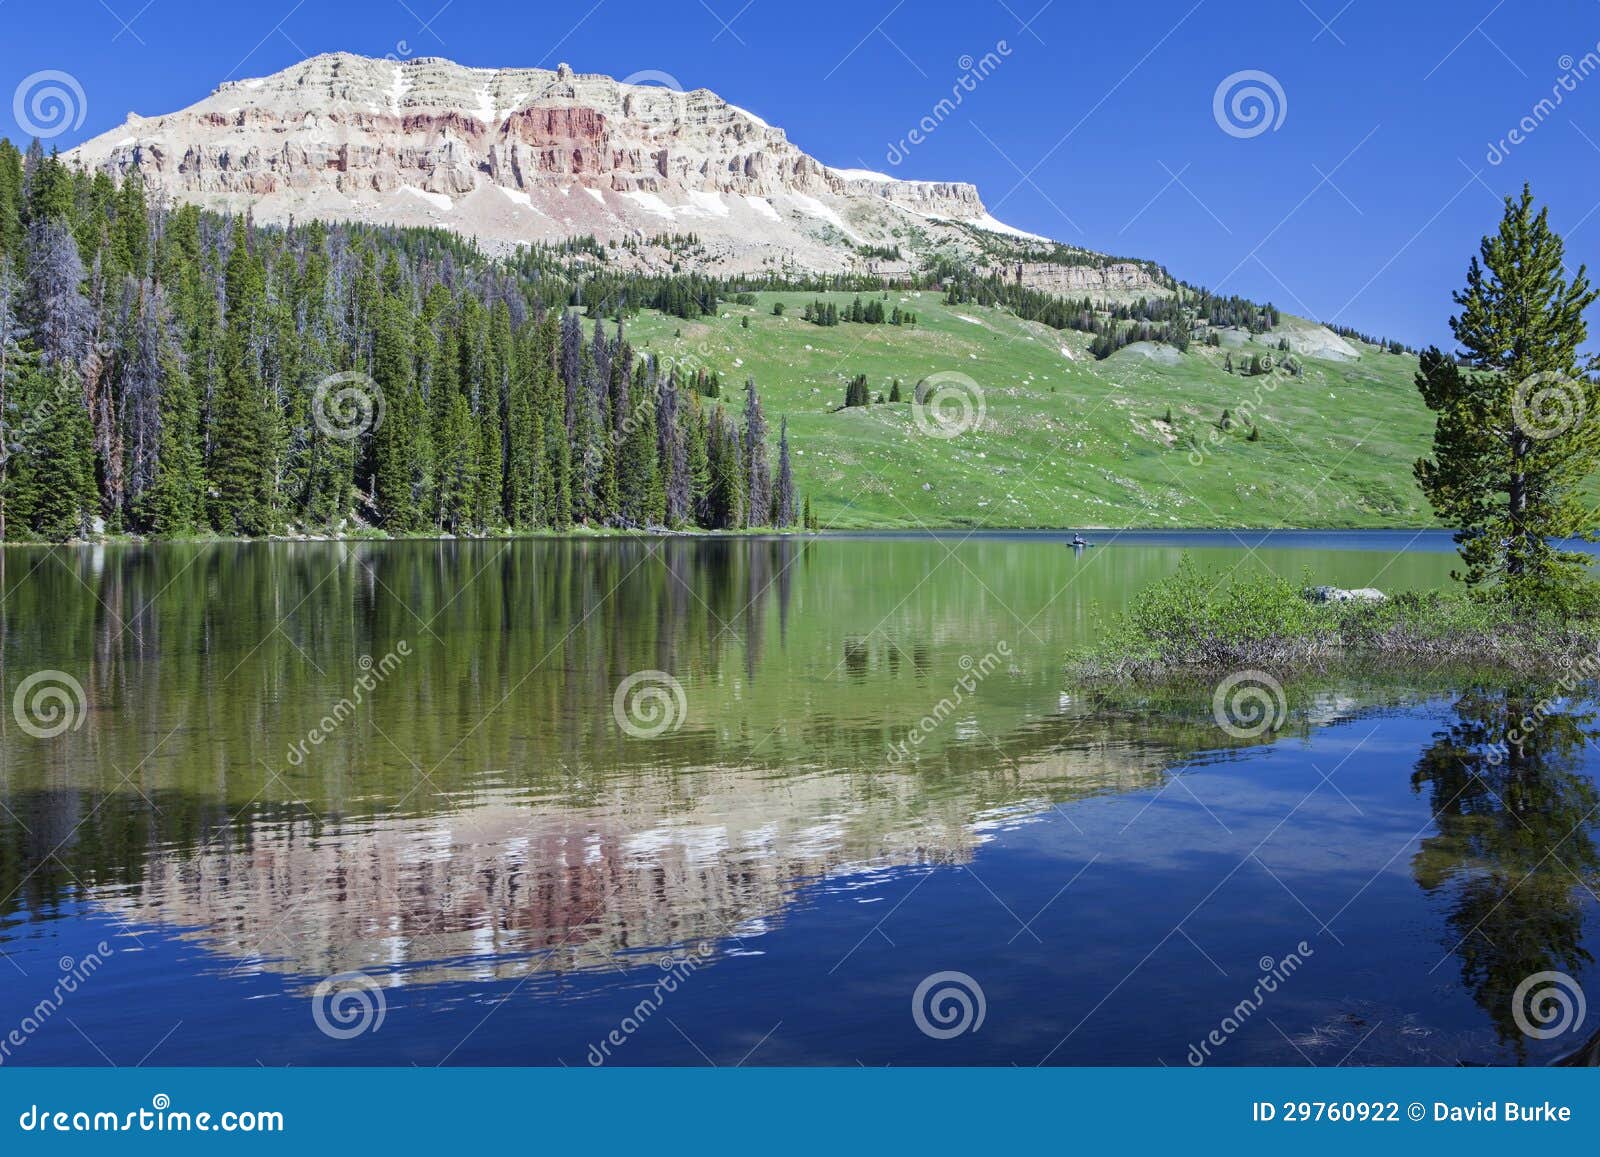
[69,53,1164,295]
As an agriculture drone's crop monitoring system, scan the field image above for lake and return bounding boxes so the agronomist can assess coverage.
[1,532,1596,1066]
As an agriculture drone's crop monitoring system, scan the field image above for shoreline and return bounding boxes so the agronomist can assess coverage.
[1069,558,1600,687]
[1,525,1462,549]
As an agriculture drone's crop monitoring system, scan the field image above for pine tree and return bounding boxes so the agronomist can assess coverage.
[1414,185,1600,602]
[115,279,170,528]
[0,140,24,265]
[14,207,100,541]
[207,219,275,534]
[658,369,691,527]
[436,390,477,534]
[486,301,515,525]
[504,314,540,527]
[686,398,711,524]
[540,311,572,529]
[371,271,426,531]
[24,216,94,369]
[618,357,661,526]
[743,377,770,526]
[9,363,98,539]
[844,374,870,408]
[773,416,795,528]
[0,145,812,541]
[704,406,746,529]
[463,301,504,532]
[596,332,626,522]
[144,335,204,535]
[110,167,149,279]
[23,143,72,227]
[0,256,33,539]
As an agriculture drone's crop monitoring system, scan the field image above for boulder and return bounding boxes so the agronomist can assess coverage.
[1304,585,1386,604]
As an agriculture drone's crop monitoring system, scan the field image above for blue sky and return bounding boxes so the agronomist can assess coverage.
[4,0,1599,348]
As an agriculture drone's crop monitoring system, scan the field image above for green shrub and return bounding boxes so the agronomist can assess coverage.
[1077,553,1600,682]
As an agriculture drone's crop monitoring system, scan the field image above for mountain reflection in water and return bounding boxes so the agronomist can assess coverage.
[1,536,1597,1065]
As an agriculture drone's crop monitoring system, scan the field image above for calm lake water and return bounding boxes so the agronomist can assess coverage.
[1,532,1597,1066]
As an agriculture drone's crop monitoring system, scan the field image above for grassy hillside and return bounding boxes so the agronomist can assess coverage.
[625,291,1438,529]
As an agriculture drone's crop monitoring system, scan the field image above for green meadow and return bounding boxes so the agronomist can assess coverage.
[626,290,1438,529]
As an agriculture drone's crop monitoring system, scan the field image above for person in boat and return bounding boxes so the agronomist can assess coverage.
[1071,533,1086,547]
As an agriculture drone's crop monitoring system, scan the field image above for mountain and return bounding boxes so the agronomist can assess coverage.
[69,52,1164,298]
[44,52,1455,534]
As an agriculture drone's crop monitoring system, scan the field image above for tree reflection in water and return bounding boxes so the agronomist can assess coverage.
[1410,685,1600,1059]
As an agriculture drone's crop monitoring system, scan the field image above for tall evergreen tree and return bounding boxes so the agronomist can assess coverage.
[0,140,23,265]
[113,279,168,526]
[743,377,770,526]
[0,256,32,539]
[208,218,274,535]
[687,398,711,525]
[618,357,661,526]
[110,167,149,279]
[7,363,98,539]
[540,310,572,529]
[571,342,605,523]
[12,211,99,539]
[774,416,795,528]
[143,328,204,535]
[657,368,691,527]
[1415,185,1600,602]
[23,143,72,226]
[705,406,747,529]
[371,268,425,531]
[504,314,542,527]
[24,215,93,368]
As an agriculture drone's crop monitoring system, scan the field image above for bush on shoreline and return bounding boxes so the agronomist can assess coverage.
[1072,556,1600,682]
